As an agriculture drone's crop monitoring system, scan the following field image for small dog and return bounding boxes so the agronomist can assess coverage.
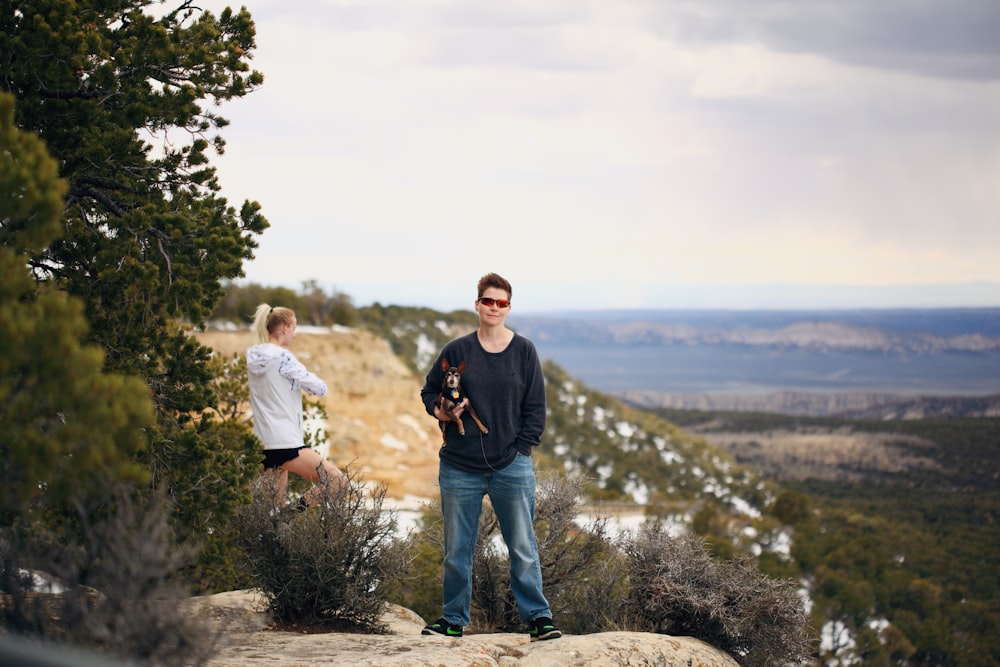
[435,358,489,445]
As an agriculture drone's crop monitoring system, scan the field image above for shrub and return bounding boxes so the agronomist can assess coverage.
[470,472,619,633]
[0,486,217,666]
[404,471,619,635]
[397,470,810,664]
[234,468,406,632]
[525,472,621,634]
[384,505,445,624]
[616,522,812,667]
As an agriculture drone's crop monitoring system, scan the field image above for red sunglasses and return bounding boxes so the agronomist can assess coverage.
[477,297,511,309]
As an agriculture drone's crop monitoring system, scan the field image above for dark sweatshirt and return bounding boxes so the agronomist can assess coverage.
[420,331,546,473]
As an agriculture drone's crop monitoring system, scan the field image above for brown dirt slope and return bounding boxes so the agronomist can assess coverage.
[196,328,442,504]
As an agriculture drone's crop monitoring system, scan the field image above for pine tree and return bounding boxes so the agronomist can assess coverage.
[0,90,152,524]
[1,1,270,589]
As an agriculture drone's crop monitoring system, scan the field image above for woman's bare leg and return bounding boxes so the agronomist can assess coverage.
[280,448,346,504]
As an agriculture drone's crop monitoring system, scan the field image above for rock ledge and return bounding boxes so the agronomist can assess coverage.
[194,590,739,667]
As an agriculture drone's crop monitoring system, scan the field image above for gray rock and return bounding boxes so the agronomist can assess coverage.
[193,591,739,667]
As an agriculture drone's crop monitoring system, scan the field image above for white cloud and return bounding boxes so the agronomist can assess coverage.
[196,0,1000,311]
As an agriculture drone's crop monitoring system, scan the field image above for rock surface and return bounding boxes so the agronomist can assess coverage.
[192,590,740,667]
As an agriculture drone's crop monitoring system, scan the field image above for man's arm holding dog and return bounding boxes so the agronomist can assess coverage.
[434,399,466,421]
[420,350,465,422]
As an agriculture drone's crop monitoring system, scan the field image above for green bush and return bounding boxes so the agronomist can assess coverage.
[383,505,444,624]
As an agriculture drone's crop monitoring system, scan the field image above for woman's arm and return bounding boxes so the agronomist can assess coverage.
[279,351,328,396]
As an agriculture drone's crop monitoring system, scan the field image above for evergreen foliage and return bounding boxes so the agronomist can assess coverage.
[356,303,479,375]
[1,0,270,588]
[0,90,152,523]
[541,362,773,525]
[0,91,63,254]
[656,407,1000,665]
[2,89,214,664]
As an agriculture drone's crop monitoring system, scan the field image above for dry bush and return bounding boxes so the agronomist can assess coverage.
[529,472,622,634]
[399,471,810,664]
[234,468,405,632]
[0,487,217,667]
[468,472,619,634]
[617,522,812,667]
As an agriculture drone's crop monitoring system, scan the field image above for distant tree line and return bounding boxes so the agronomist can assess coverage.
[212,280,358,327]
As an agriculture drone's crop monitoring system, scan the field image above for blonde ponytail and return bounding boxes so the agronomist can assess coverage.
[252,303,295,344]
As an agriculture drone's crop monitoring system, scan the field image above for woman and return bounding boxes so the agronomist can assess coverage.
[418,273,561,641]
[247,303,345,506]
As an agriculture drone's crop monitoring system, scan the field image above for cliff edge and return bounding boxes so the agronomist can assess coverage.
[194,590,740,667]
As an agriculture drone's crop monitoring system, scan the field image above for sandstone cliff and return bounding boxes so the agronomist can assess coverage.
[197,327,443,504]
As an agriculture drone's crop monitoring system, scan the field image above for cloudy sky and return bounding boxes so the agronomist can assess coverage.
[197,0,999,313]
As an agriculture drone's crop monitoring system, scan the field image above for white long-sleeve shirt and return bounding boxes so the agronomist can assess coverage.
[246,343,328,450]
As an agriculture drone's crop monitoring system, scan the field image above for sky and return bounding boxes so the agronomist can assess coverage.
[194,0,1000,313]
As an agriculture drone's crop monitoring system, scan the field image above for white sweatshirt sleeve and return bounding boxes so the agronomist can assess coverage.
[279,350,328,397]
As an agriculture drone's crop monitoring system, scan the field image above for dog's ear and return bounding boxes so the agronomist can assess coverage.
[441,358,450,371]
[458,361,466,374]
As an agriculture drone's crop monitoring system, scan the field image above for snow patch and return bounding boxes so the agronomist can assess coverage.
[624,478,650,505]
[380,433,409,451]
[615,421,636,438]
[397,413,430,440]
[728,494,761,519]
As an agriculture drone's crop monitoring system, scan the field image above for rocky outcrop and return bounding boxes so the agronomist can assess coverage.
[192,590,740,667]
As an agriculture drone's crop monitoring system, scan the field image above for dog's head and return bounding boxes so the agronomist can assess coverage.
[440,358,466,390]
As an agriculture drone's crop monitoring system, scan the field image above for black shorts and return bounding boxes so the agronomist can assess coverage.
[262,446,308,469]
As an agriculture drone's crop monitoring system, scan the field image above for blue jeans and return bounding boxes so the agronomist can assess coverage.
[438,454,552,627]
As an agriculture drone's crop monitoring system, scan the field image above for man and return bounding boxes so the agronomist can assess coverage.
[419,272,561,641]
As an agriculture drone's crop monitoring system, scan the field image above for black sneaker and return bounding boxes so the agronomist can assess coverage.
[422,617,463,637]
[527,616,561,641]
